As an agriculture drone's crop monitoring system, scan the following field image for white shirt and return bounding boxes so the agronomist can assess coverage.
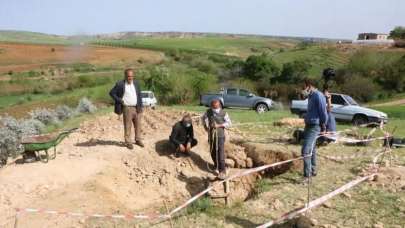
[122,81,138,106]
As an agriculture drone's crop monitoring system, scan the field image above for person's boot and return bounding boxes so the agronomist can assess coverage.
[126,143,134,150]
[301,177,310,186]
[218,171,227,180]
[135,140,144,148]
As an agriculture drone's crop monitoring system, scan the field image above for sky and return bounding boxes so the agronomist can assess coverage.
[0,0,404,39]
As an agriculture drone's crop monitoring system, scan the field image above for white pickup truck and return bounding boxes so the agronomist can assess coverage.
[291,93,388,125]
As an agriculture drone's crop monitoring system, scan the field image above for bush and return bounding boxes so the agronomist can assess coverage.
[30,108,59,125]
[0,127,20,159]
[338,75,379,102]
[76,97,97,113]
[243,53,280,81]
[18,119,45,137]
[55,105,75,120]
[139,65,217,105]
[0,117,43,159]
[277,59,311,83]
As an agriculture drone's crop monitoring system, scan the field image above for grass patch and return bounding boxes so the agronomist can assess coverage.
[186,197,214,215]
[168,105,293,124]
[372,105,405,119]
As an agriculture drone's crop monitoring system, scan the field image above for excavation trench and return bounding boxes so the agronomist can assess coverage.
[208,140,301,204]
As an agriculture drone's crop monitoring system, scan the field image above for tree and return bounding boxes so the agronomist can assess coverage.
[278,60,311,83]
[389,26,405,40]
[243,54,279,81]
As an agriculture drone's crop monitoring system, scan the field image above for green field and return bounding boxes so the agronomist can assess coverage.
[0,30,71,45]
[95,36,298,57]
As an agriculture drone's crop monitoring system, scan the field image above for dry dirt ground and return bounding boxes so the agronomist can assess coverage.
[0,108,275,228]
[1,109,404,228]
[0,43,163,74]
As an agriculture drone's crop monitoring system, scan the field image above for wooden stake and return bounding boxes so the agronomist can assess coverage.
[13,212,19,228]
[164,200,174,228]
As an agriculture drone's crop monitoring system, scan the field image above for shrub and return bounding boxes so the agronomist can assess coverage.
[243,53,280,81]
[0,127,20,159]
[187,197,213,215]
[277,59,311,83]
[0,117,43,159]
[18,119,45,137]
[338,75,379,102]
[76,97,97,113]
[55,105,75,120]
[30,108,59,125]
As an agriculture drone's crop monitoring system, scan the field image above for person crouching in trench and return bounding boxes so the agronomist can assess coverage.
[202,99,232,180]
[169,114,198,157]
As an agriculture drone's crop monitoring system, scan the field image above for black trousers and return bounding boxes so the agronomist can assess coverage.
[172,138,198,150]
[210,137,225,172]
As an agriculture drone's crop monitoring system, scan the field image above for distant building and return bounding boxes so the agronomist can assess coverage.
[354,32,394,45]
[357,33,389,41]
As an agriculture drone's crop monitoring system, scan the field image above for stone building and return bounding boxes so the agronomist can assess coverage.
[358,33,389,41]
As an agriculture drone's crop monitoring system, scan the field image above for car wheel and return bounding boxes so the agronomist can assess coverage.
[256,103,268,114]
[352,115,368,126]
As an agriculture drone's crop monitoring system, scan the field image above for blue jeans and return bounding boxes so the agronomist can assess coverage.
[301,124,320,177]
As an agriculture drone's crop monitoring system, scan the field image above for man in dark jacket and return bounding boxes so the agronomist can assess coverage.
[109,68,144,149]
[169,114,198,156]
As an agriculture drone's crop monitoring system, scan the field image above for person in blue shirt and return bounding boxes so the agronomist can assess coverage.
[301,78,328,182]
[323,86,336,133]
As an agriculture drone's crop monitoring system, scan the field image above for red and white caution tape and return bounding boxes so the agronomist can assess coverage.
[257,173,376,228]
[14,208,169,220]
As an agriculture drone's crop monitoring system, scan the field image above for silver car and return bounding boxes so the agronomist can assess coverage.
[291,93,388,125]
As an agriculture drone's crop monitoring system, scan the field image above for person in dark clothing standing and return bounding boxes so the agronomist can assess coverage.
[323,86,336,133]
[301,78,328,182]
[202,99,232,180]
[170,114,198,156]
[109,68,144,149]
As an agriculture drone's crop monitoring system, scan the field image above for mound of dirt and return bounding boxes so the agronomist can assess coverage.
[274,118,305,128]
[372,167,405,192]
[0,108,293,227]
[232,141,301,176]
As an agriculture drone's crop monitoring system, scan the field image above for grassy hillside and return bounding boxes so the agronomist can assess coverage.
[271,45,350,76]
[0,30,71,44]
[94,36,298,57]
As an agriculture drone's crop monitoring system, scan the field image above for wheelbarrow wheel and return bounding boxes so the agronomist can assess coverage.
[37,150,49,163]
[0,156,7,168]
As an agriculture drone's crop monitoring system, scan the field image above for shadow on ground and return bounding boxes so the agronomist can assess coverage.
[75,139,126,147]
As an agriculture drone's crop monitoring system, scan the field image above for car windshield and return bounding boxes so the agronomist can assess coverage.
[141,93,152,98]
[343,95,358,105]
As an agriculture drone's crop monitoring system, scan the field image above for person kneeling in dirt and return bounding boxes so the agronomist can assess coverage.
[202,99,232,180]
[169,114,198,157]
